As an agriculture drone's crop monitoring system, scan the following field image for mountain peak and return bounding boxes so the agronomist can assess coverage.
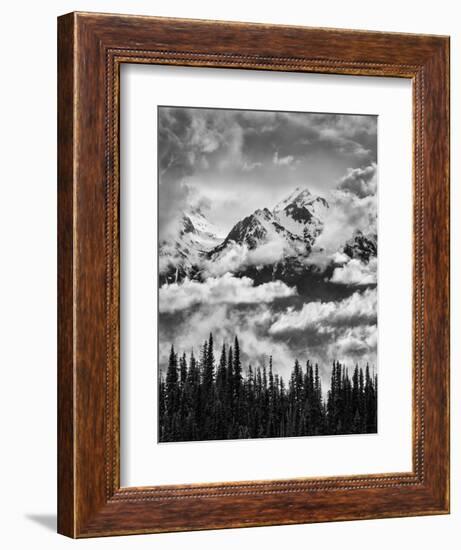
[254,207,273,220]
[273,187,314,213]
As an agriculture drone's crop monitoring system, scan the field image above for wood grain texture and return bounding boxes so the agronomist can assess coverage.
[57,11,450,538]
[57,13,75,538]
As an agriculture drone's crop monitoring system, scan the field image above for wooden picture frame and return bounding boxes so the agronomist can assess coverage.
[57,12,450,538]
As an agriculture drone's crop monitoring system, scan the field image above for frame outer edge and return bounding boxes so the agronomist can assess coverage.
[57,12,450,537]
[425,37,450,512]
[57,12,77,538]
[445,36,451,514]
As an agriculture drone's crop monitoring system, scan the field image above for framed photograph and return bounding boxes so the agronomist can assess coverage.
[58,12,450,537]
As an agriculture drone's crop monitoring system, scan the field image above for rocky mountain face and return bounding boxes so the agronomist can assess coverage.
[159,187,376,287]
[158,208,222,284]
[343,231,377,263]
[211,188,328,256]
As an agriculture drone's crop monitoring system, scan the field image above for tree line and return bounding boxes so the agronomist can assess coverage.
[159,333,377,442]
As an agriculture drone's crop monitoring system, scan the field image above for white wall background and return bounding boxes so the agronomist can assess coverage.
[0,1,457,548]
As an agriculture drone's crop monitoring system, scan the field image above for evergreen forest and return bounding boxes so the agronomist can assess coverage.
[159,333,377,442]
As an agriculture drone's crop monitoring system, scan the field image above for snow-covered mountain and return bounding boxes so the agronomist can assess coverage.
[159,207,222,283]
[273,187,328,243]
[159,186,377,287]
[208,188,328,267]
[210,207,305,257]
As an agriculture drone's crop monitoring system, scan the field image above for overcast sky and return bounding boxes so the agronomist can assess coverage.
[158,106,377,238]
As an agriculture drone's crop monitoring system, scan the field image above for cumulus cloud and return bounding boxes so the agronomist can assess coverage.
[242,160,262,171]
[307,191,376,270]
[337,163,377,198]
[269,288,376,335]
[159,274,297,313]
[248,238,289,265]
[330,324,377,359]
[330,257,377,285]
[264,289,377,377]
[331,251,350,264]
[273,151,295,166]
[304,163,377,271]
[202,236,306,277]
[202,244,250,277]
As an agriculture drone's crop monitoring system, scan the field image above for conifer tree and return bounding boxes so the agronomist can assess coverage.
[233,336,242,399]
[179,353,187,391]
[202,333,214,393]
[216,343,227,401]
[165,345,178,417]
[226,345,234,416]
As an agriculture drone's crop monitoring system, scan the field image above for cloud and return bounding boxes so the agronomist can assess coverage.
[242,160,262,171]
[264,288,377,376]
[269,288,376,335]
[307,191,376,270]
[158,107,246,240]
[304,163,377,270]
[159,274,297,313]
[283,113,376,159]
[337,163,377,198]
[202,244,250,277]
[249,238,290,265]
[273,151,295,166]
[330,257,377,285]
[331,324,377,359]
[202,235,306,278]
[158,301,298,378]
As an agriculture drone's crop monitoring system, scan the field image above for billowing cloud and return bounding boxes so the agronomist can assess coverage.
[337,162,377,198]
[269,288,376,335]
[273,151,295,166]
[306,191,376,270]
[202,236,306,277]
[330,324,377,359]
[305,163,377,270]
[330,257,377,285]
[159,273,297,313]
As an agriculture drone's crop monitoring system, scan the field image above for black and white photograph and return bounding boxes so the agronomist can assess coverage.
[157,106,378,443]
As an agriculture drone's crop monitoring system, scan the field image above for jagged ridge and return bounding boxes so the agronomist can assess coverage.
[159,186,376,286]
